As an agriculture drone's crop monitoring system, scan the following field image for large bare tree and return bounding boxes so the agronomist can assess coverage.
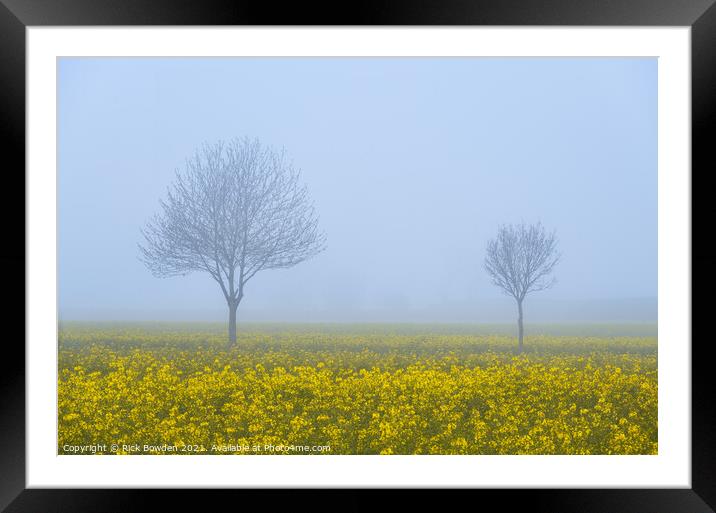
[484,222,560,353]
[139,137,326,346]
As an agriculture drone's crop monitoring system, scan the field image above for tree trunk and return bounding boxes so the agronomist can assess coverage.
[517,299,524,354]
[228,301,238,348]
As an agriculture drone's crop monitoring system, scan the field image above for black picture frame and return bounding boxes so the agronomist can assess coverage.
[3,1,714,511]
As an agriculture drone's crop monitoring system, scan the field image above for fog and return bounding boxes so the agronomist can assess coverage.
[58,57,657,323]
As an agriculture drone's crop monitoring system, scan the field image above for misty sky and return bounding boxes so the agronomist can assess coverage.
[58,57,657,322]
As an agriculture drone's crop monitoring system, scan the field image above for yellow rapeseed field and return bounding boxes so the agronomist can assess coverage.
[58,324,657,455]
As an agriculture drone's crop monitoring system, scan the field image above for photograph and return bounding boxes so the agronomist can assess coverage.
[57,56,658,456]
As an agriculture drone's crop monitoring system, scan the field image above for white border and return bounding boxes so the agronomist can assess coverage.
[27,27,691,488]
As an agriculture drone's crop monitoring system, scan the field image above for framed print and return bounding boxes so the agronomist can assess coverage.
[3,0,715,511]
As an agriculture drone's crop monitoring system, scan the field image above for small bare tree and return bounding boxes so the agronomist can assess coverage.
[484,222,560,353]
[139,137,326,347]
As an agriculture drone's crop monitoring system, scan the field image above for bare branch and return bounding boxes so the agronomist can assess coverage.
[138,137,326,312]
[484,221,560,302]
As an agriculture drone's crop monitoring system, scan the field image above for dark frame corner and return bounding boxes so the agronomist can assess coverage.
[3,1,715,511]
